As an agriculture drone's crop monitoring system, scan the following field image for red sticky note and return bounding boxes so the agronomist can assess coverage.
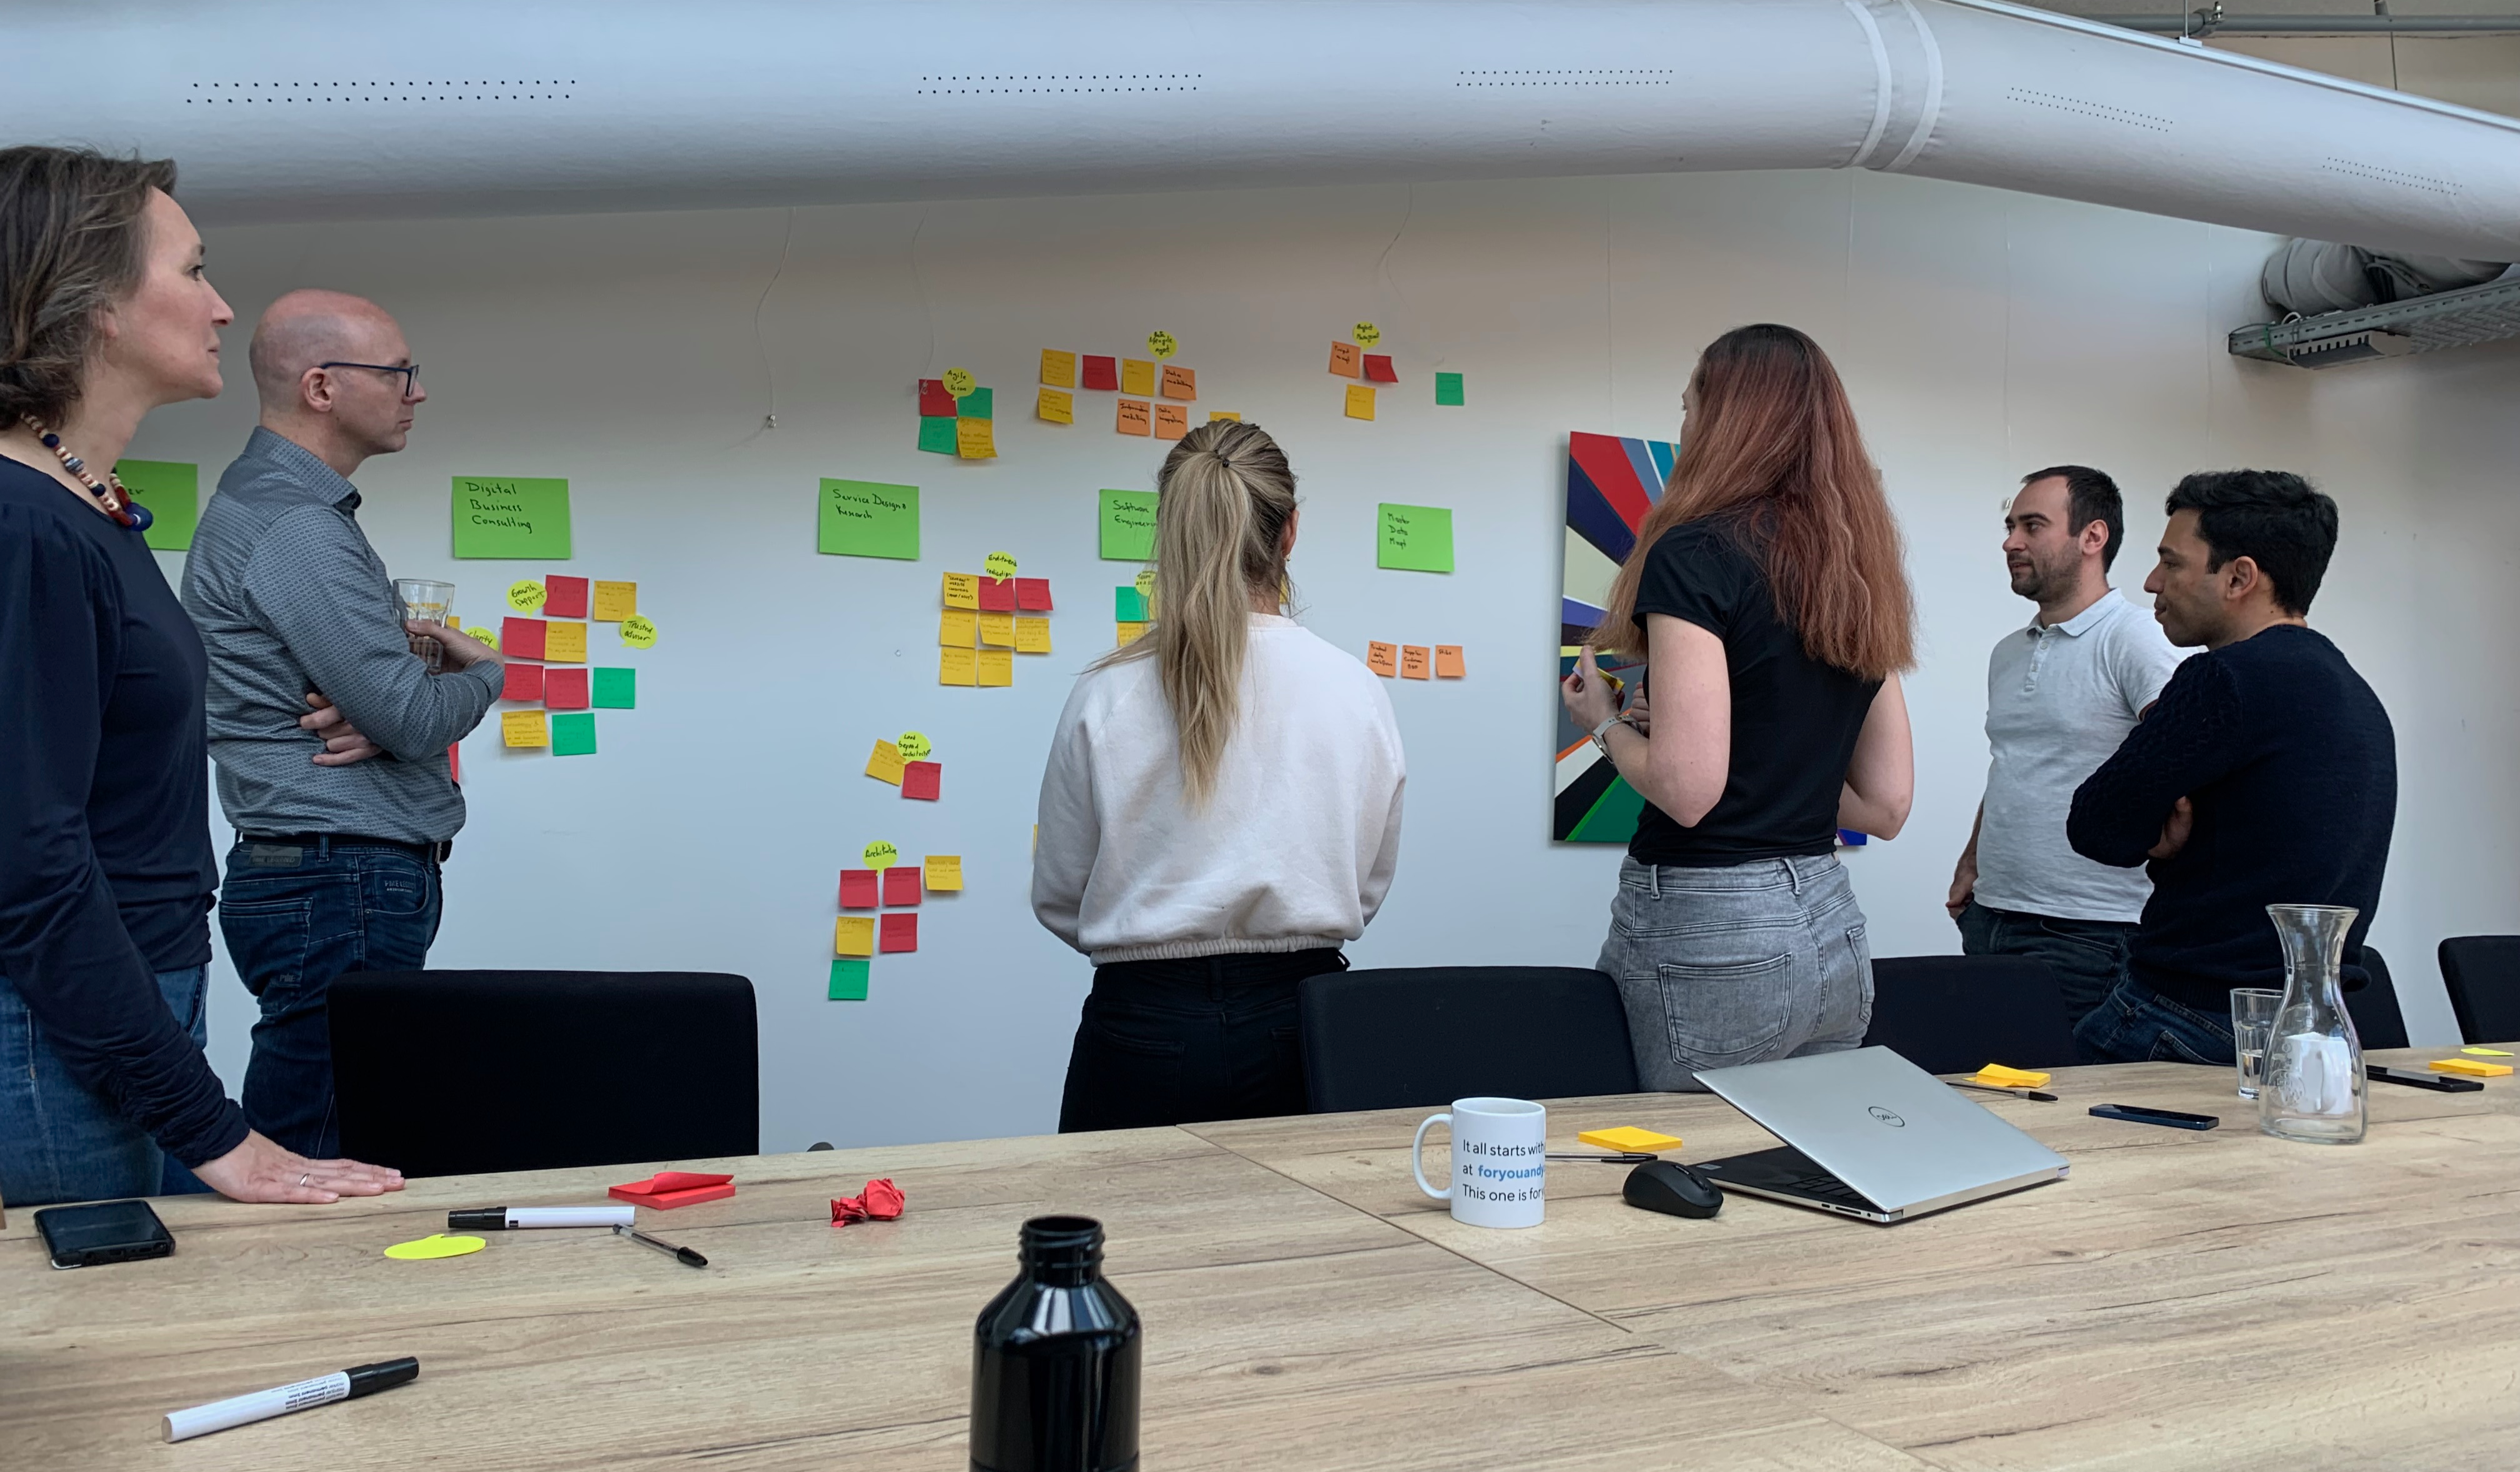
[1362,354,1398,383]
[977,578,1016,612]
[880,912,919,953]
[839,870,880,908]
[919,378,956,416]
[543,575,589,618]
[902,760,941,800]
[1015,577,1053,611]
[501,664,545,702]
[543,667,590,709]
[1081,356,1119,391]
[501,618,547,660]
[608,1170,736,1209]
[882,867,922,905]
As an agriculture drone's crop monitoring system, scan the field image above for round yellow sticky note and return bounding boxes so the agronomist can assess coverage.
[620,615,658,649]
[1146,329,1178,359]
[465,626,498,649]
[942,367,977,399]
[506,580,547,612]
[897,731,932,760]
[384,1233,486,1261]
[984,550,1018,580]
[1134,569,1156,598]
[1353,321,1381,347]
[862,839,899,870]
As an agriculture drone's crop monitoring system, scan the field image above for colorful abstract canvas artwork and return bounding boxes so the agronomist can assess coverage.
[1554,431,1671,843]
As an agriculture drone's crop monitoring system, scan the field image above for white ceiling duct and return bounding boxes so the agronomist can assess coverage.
[8,0,2518,259]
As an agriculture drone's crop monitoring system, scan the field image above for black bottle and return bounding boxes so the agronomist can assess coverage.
[969,1215,1141,1472]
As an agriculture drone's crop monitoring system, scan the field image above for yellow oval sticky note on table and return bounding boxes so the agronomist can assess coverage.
[384,1233,486,1261]
[506,580,546,612]
[620,615,658,649]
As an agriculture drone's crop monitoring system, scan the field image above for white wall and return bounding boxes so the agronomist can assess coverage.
[136,168,2520,1151]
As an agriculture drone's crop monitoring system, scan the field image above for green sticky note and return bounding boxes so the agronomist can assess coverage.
[1377,503,1454,573]
[828,958,869,1002]
[961,385,993,420]
[591,667,636,709]
[451,476,571,559]
[115,459,198,551]
[1115,585,1147,622]
[1434,372,1464,407]
[916,416,958,455]
[550,712,597,756]
[1099,489,1158,562]
[818,479,920,560]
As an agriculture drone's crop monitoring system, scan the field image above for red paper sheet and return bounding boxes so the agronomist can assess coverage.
[501,664,546,702]
[839,869,880,908]
[502,617,548,660]
[1362,354,1398,383]
[919,378,956,416]
[543,575,589,618]
[831,1178,906,1226]
[1081,356,1118,391]
[609,1170,736,1209]
[1014,577,1053,611]
[882,867,922,905]
[542,667,590,709]
[902,760,941,801]
[976,578,1016,612]
[880,912,918,953]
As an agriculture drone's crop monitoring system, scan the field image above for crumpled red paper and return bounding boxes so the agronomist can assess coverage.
[830,1178,905,1226]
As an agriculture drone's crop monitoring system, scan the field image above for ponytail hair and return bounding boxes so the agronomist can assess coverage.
[1100,419,1298,806]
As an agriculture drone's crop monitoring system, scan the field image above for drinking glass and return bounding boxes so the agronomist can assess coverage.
[394,579,454,672]
[2230,988,2281,1100]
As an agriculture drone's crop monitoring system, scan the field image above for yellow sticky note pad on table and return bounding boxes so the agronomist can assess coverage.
[979,612,1017,648]
[1037,388,1074,424]
[384,1233,486,1261]
[978,648,1014,687]
[940,609,979,647]
[924,855,964,891]
[1345,385,1376,421]
[1120,358,1157,397]
[1578,1126,1682,1153]
[943,572,981,609]
[1040,349,1078,387]
[501,710,549,747]
[939,647,978,686]
[1016,616,1052,654]
[2432,1057,2512,1077]
[543,621,587,663]
[866,739,905,785]
[1969,1064,2052,1088]
[834,916,875,958]
[591,581,637,621]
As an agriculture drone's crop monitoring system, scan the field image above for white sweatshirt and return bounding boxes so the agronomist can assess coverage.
[1032,615,1406,965]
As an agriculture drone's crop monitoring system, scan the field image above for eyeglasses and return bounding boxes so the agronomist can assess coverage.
[316,361,421,399]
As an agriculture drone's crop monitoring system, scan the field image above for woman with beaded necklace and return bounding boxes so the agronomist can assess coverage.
[0,146,405,1208]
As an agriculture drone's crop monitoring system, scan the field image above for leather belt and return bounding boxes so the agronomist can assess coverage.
[238,833,452,863]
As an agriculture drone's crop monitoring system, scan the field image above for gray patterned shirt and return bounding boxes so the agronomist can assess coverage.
[182,427,501,843]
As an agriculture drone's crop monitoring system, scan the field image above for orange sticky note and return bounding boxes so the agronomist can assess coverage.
[978,648,1014,687]
[1153,403,1188,440]
[1039,349,1078,388]
[591,581,636,621]
[942,572,981,609]
[543,621,587,663]
[1328,342,1362,377]
[1116,399,1151,436]
[939,609,979,647]
[979,612,1017,648]
[1435,644,1466,678]
[1119,358,1157,397]
[1401,645,1431,679]
[939,647,978,686]
[1036,388,1074,424]
[1160,364,1196,400]
[956,417,996,459]
[1016,616,1052,654]
[1344,384,1376,421]
[866,739,906,785]
[834,916,875,958]
[1367,641,1399,677]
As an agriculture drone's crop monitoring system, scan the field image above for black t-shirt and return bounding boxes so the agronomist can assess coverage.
[1626,517,1881,866]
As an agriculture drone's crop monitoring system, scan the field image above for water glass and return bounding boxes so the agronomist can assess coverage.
[2231,988,2281,1100]
[394,578,454,672]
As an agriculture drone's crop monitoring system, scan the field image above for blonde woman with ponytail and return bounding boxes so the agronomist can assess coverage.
[1034,421,1404,1131]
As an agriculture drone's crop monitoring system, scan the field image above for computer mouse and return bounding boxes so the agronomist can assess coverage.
[1622,1159,1723,1219]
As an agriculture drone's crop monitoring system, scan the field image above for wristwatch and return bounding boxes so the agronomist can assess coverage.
[1590,712,1630,758]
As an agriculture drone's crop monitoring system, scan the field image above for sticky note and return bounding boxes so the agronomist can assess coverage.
[883,866,922,905]
[819,479,921,560]
[901,760,940,800]
[592,581,636,620]
[114,459,198,552]
[1016,617,1052,654]
[940,609,979,647]
[1146,329,1178,359]
[1353,321,1381,347]
[501,617,548,660]
[864,838,900,869]
[1362,354,1397,384]
[918,415,958,454]
[550,712,596,756]
[919,378,956,417]
[866,740,905,785]
[1120,359,1156,397]
[590,667,633,709]
[2432,1057,2512,1077]
[956,417,996,459]
[977,577,1017,613]
[942,572,981,609]
[1328,342,1361,377]
[452,476,570,559]
[828,958,869,1002]
[1101,489,1158,560]
[465,625,498,648]
[2463,1047,2515,1057]
[1040,349,1078,388]
[1082,355,1118,390]
[543,575,589,618]
[924,855,964,891]
[1578,1126,1682,1153]
[834,916,875,957]
[979,612,1017,647]
[544,621,587,663]
[942,367,976,398]
[839,869,881,907]
[1345,384,1377,421]
[978,648,1014,687]
[880,912,919,953]
[1969,1065,2053,1087]
[543,667,590,709]
[1367,641,1399,677]
[1435,644,1466,678]
[384,1233,486,1261]
[984,550,1017,579]
[959,385,993,420]
[1116,399,1151,437]
[896,731,932,760]
[1153,403,1188,440]
[1435,371,1465,406]
[1377,502,1454,572]
[501,710,549,747]
[1037,389,1074,424]
[1015,577,1053,610]
[1209,412,1241,422]
[1116,621,1148,646]
[501,664,545,702]
[1160,364,1196,400]
[506,579,547,612]
[1116,586,1148,622]
[1401,645,1431,679]
[621,615,658,649]
[939,647,978,685]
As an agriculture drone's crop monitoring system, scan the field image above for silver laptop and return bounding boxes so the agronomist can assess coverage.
[1692,1047,2069,1224]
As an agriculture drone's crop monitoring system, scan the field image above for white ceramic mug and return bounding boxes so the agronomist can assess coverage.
[1412,1097,1547,1228]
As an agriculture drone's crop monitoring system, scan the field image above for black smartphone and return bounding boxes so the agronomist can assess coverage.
[2089,1103,2221,1131]
[2367,1064,2484,1093]
[34,1198,175,1270]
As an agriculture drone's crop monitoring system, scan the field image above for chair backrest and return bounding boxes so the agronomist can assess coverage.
[1862,955,2079,1076]
[2344,945,2410,1051]
[332,970,758,1178]
[1298,967,1639,1113]
[2437,936,2520,1045]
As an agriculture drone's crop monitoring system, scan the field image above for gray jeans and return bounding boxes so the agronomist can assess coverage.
[1596,853,1874,1092]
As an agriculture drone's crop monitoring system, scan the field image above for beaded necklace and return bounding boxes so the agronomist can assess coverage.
[18,414,151,531]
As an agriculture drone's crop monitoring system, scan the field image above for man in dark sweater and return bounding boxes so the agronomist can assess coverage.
[2067,470,2395,1065]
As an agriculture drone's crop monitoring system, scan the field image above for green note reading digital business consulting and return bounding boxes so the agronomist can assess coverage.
[1099,489,1158,562]
[114,459,199,551]
[818,479,920,560]
[452,476,571,559]
[1376,502,1454,573]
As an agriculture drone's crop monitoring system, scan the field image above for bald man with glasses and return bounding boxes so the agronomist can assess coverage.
[181,290,501,1161]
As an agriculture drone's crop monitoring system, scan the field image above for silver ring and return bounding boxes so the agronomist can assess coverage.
[299,1173,311,1186]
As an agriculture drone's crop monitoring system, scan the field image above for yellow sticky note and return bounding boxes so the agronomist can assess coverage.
[1116,620,1148,647]
[2462,1046,2514,1057]
[501,710,549,748]
[1969,1064,2052,1088]
[506,580,547,612]
[866,739,905,785]
[939,647,978,686]
[978,647,1014,687]
[1345,384,1376,421]
[2432,1057,2512,1077]
[620,615,658,649]
[1037,388,1074,424]
[1040,349,1078,388]
[834,916,875,958]
[1578,1126,1682,1153]
[924,854,964,891]
[1120,359,1156,397]
[940,609,979,647]
[1016,616,1052,654]
[1209,411,1241,422]
[384,1233,486,1261]
[979,612,1017,648]
[942,572,981,609]
[544,621,587,663]
[591,581,637,621]
[956,417,996,459]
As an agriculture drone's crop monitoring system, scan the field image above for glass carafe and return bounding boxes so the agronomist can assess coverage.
[2257,904,2367,1144]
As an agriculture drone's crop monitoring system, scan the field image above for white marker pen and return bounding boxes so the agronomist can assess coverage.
[164,1358,418,1442]
[448,1205,634,1230]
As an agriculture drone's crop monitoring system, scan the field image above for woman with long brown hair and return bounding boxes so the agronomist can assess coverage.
[1560,324,1914,1089]
[1034,420,1404,1130]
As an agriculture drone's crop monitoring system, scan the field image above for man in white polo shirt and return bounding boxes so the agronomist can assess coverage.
[1948,465,2184,1034]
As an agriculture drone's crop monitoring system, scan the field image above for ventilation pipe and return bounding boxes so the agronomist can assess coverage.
[2261,239,2512,316]
[7,0,2518,260]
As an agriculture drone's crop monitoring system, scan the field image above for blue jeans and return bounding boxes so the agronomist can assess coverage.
[1596,854,1874,1092]
[0,965,209,1208]
[221,838,442,1160]
[1956,899,2135,1038]
[2074,978,2238,1067]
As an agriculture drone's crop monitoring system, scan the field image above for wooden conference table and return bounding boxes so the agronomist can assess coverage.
[5,1045,2514,1470]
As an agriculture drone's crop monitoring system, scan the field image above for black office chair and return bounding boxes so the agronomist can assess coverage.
[1862,955,2079,1075]
[1298,967,1639,1113]
[2343,945,2410,1051]
[332,970,758,1178]
[2437,936,2520,1045]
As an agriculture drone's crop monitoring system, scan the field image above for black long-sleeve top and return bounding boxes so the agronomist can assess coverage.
[2068,624,2396,1011]
[0,455,248,1166]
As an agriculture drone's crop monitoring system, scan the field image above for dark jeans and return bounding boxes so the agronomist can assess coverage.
[1956,899,2134,1037]
[221,838,443,1159]
[2074,978,2238,1067]
[1058,949,1347,1133]
[0,965,208,1208]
